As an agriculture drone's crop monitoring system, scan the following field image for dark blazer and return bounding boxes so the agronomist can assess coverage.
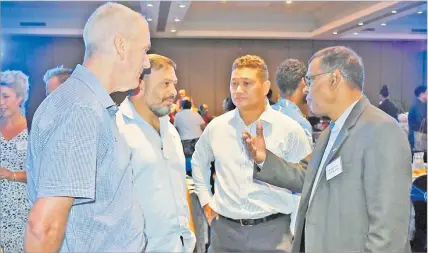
[254,97,412,253]
[378,98,398,120]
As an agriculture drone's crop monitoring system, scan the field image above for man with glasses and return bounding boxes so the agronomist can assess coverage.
[244,46,412,253]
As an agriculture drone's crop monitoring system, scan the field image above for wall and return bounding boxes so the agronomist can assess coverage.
[1,36,426,125]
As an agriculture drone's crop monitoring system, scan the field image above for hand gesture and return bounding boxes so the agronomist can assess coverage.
[242,121,267,164]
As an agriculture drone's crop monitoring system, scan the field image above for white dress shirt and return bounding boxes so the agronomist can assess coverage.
[309,99,360,204]
[116,98,196,253]
[174,109,205,140]
[192,104,311,220]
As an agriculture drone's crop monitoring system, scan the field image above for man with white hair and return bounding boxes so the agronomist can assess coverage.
[25,3,151,252]
[43,66,73,96]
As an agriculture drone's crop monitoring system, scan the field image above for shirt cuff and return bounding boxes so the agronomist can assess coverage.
[196,188,213,207]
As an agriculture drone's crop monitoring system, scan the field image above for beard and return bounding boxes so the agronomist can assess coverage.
[147,96,175,117]
[149,104,171,117]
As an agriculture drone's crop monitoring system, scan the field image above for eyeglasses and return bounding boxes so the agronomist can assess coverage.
[304,71,331,87]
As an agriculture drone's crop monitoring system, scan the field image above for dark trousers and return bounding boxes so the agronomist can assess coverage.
[208,215,292,253]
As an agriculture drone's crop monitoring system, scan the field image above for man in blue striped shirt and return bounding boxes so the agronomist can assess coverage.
[25,3,151,252]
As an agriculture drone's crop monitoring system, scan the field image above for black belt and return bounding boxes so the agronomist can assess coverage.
[221,213,285,226]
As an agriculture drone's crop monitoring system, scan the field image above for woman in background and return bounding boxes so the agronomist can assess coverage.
[0,70,31,253]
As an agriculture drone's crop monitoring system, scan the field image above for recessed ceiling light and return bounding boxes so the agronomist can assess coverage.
[179,4,186,8]
[358,22,364,26]
[286,1,292,4]
[147,3,153,7]
[333,31,338,35]
[170,29,177,33]
[391,10,397,14]
[353,32,358,35]
[381,23,386,26]
[417,11,423,14]
[147,18,153,22]
[174,18,180,22]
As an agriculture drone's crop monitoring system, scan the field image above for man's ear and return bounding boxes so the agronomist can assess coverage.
[330,69,342,89]
[263,80,271,96]
[114,34,126,61]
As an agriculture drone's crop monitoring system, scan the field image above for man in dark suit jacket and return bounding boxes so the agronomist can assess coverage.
[378,85,399,120]
[243,46,412,253]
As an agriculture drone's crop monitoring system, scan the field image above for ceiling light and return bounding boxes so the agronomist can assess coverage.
[174,18,180,22]
[147,3,153,7]
[417,11,423,14]
[391,10,397,14]
[353,32,358,35]
[170,29,177,33]
[286,1,292,4]
[381,23,386,26]
[147,18,153,22]
[179,4,186,8]
[333,31,338,35]
[358,22,364,26]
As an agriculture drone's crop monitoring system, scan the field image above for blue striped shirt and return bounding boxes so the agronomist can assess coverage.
[26,64,146,252]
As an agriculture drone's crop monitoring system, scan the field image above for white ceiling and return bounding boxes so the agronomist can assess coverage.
[1,0,427,40]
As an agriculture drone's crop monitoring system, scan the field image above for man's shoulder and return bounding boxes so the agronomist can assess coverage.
[356,104,405,139]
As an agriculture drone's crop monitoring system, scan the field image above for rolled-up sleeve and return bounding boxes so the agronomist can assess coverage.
[37,105,100,205]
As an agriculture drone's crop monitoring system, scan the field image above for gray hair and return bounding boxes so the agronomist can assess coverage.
[83,2,145,59]
[275,59,307,96]
[1,70,29,106]
[43,66,73,85]
[309,46,365,90]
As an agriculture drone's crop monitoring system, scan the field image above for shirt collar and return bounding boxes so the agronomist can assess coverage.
[120,97,137,120]
[71,64,115,110]
[277,98,302,112]
[233,99,277,125]
[331,99,360,133]
[120,97,170,130]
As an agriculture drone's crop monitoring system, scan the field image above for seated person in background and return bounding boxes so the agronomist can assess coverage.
[175,100,206,158]
[116,54,195,252]
[198,104,214,124]
[175,89,194,112]
[398,113,409,136]
[272,59,313,146]
[43,66,73,96]
[378,85,398,120]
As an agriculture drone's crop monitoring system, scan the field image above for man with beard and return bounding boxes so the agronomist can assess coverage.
[116,54,196,253]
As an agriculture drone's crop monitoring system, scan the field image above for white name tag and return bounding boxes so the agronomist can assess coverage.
[15,140,27,151]
[326,157,343,181]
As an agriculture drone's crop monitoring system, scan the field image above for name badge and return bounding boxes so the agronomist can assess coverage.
[15,140,27,151]
[326,157,343,181]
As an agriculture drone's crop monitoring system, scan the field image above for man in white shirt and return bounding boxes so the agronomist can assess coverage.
[244,46,412,253]
[174,100,206,158]
[116,54,196,253]
[192,55,311,252]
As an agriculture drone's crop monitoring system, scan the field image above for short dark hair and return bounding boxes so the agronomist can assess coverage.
[380,85,389,97]
[182,99,192,110]
[414,85,427,97]
[275,59,307,96]
[309,46,365,91]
